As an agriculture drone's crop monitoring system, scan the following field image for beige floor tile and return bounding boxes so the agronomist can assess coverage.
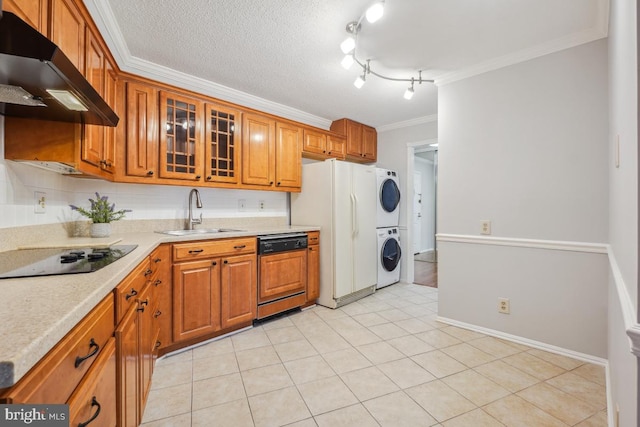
[387,334,436,357]
[149,359,192,390]
[441,369,510,406]
[140,412,191,427]
[546,371,607,410]
[368,322,410,340]
[474,360,540,392]
[192,372,246,410]
[378,308,414,322]
[405,380,476,422]
[377,357,436,389]
[394,317,436,334]
[517,382,599,425]
[411,350,467,378]
[485,394,567,427]
[284,418,319,427]
[155,349,192,366]
[495,337,532,351]
[360,300,396,313]
[265,325,305,344]
[527,348,585,370]
[340,366,399,400]
[502,351,566,380]
[241,363,294,396]
[284,355,336,384]
[192,399,253,427]
[314,403,380,427]
[192,352,238,381]
[336,326,382,346]
[575,410,608,427]
[441,408,504,427]
[274,339,318,362]
[297,376,359,415]
[235,345,281,371]
[440,325,486,341]
[440,343,497,368]
[352,312,389,327]
[363,391,438,427]
[191,337,234,359]
[424,301,439,311]
[467,336,523,358]
[260,314,295,330]
[573,363,607,386]
[340,301,374,316]
[305,331,352,354]
[322,347,372,374]
[248,386,312,427]
[231,328,272,351]
[313,306,349,321]
[141,382,192,423]
[415,329,462,349]
[357,341,405,364]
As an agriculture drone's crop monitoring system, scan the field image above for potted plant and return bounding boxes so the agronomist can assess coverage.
[70,192,131,237]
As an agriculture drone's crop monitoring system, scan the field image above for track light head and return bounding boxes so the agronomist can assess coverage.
[354,74,366,89]
[366,1,385,23]
[341,54,355,69]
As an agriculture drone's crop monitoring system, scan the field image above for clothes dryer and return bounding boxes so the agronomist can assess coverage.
[377,226,401,288]
[376,168,401,227]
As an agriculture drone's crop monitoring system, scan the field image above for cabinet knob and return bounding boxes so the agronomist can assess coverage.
[147,170,154,176]
[269,181,274,185]
[323,150,326,153]
[212,261,217,266]
[155,341,161,349]
[154,310,162,318]
[327,151,331,155]
[154,279,162,286]
[144,269,153,277]
[276,182,281,186]
[223,260,228,264]
[196,175,201,180]
[206,176,212,181]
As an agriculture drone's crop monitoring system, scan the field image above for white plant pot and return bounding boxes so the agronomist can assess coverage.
[90,223,111,238]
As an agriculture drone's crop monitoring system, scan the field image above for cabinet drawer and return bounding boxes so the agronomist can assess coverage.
[307,231,319,245]
[68,338,117,427]
[173,238,256,261]
[115,260,152,322]
[2,294,114,404]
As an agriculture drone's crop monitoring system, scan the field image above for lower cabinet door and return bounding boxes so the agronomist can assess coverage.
[115,305,139,427]
[221,253,257,329]
[68,338,117,427]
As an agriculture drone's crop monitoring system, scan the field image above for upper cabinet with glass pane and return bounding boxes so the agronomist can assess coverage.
[205,103,241,184]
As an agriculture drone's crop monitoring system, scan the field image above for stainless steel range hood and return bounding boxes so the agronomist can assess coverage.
[0,11,119,127]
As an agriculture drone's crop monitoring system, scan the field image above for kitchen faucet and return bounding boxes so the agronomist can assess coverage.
[187,188,203,230]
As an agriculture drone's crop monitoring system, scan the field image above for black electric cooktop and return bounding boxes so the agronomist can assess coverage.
[0,244,138,279]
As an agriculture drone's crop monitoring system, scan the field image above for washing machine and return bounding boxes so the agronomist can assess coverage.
[376,168,401,227]
[377,226,401,288]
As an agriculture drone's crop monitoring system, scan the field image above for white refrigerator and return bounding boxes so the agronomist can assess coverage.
[291,159,377,308]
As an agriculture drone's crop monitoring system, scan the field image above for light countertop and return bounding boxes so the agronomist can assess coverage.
[0,225,319,389]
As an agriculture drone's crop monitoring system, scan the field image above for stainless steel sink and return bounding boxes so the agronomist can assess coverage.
[156,228,245,236]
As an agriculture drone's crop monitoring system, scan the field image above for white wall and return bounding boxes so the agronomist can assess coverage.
[0,117,287,230]
[438,39,609,358]
[414,155,436,252]
[377,120,438,281]
[607,0,639,425]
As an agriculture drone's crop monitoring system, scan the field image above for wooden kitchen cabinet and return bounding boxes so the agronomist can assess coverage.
[204,102,242,184]
[307,231,320,302]
[275,122,302,189]
[151,245,173,352]
[124,80,159,179]
[171,238,257,347]
[302,129,346,160]
[2,0,48,34]
[330,118,377,163]
[49,0,85,73]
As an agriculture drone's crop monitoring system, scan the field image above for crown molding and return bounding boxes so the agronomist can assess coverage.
[434,26,608,87]
[377,115,438,133]
[82,0,332,130]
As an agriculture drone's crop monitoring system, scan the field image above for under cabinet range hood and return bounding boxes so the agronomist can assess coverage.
[0,11,119,127]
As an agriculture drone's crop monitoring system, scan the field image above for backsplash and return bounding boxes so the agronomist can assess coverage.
[0,117,288,230]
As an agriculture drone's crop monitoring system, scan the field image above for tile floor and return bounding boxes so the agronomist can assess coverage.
[140,283,608,427]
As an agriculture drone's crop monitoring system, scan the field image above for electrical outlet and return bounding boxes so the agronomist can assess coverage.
[481,220,492,235]
[238,199,246,211]
[259,200,265,211]
[498,297,510,314]
[35,191,46,214]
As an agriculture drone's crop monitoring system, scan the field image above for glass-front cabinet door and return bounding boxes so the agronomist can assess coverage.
[159,91,203,180]
[204,103,241,184]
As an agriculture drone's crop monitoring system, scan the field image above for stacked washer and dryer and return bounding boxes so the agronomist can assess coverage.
[376,168,402,288]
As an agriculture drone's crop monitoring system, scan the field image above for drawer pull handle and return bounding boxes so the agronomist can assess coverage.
[74,338,99,368]
[78,396,101,427]
[154,279,162,286]
[154,310,162,318]
[140,299,149,306]
[233,245,246,249]
[155,341,161,349]
[189,249,204,254]
[125,288,138,300]
[154,258,162,263]
[144,269,153,277]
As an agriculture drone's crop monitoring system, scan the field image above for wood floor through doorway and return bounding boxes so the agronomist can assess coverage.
[414,257,437,288]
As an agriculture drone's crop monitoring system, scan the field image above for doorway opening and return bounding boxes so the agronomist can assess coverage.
[412,145,437,287]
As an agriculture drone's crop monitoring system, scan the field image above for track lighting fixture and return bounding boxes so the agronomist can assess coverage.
[339,1,433,99]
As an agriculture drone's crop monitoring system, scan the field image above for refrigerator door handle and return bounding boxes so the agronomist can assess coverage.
[351,193,358,237]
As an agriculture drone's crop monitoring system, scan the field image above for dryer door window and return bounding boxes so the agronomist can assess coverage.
[381,179,400,212]
[381,238,401,272]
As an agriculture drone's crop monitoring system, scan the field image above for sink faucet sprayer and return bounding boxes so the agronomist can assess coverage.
[187,188,203,230]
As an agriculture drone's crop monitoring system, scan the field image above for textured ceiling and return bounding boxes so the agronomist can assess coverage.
[87,0,606,129]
